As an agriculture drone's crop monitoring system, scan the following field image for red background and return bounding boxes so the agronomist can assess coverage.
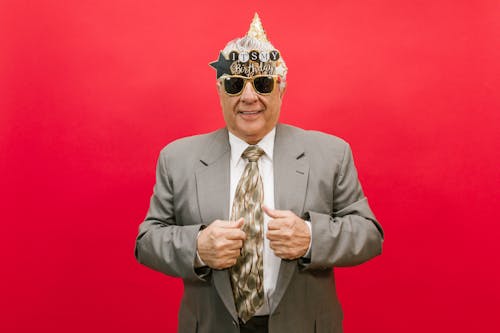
[2,1,499,332]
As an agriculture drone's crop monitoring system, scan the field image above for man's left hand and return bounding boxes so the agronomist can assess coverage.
[263,205,311,260]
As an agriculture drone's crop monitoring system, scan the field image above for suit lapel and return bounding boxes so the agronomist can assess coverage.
[195,128,238,321]
[196,128,231,224]
[270,124,310,313]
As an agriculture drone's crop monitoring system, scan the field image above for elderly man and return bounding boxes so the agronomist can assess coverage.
[135,13,383,333]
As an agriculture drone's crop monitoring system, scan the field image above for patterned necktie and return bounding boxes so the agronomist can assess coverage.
[229,145,265,323]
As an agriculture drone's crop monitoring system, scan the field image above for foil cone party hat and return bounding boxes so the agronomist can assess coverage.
[210,13,287,79]
[246,13,269,42]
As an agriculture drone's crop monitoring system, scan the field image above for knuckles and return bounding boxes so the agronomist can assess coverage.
[213,241,225,251]
[284,229,294,240]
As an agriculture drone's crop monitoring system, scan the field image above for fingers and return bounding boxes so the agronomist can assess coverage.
[267,219,284,230]
[267,221,311,260]
[199,238,243,269]
[268,216,296,230]
[266,228,293,241]
[225,229,246,240]
[221,221,246,240]
[211,255,239,270]
[226,240,243,250]
[199,219,247,269]
[266,229,278,240]
[224,249,242,258]
[268,239,308,260]
[223,257,239,269]
[209,219,246,240]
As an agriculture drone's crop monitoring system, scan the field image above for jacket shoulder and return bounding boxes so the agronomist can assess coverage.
[158,128,226,160]
[279,123,350,152]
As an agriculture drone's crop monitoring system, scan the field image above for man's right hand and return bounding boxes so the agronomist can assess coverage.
[197,218,246,269]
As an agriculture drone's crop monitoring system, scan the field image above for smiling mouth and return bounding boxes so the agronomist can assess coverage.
[238,110,262,115]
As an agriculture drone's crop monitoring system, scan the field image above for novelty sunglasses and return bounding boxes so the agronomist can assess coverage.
[220,75,281,96]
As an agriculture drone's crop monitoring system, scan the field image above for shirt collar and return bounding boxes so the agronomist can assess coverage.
[228,127,276,168]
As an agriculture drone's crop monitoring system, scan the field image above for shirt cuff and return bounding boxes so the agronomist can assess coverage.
[194,231,207,268]
[303,220,312,259]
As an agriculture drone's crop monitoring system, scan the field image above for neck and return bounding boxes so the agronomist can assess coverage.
[228,127,277,145]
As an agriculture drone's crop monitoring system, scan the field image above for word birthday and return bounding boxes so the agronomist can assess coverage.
[230,61,275,76]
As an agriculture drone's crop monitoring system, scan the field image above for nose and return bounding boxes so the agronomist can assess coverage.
[240,80,258,103]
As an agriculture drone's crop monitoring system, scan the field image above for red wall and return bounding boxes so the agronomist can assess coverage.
[2,1,499,332]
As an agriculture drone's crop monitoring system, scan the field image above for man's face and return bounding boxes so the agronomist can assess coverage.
[217,76,286,144]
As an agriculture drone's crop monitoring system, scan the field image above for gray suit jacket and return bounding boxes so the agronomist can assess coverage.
[135,123,383,333]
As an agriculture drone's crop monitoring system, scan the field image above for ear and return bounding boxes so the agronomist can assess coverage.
[216,80,222,96]
[215,80,225,107]
[279,83,287,100]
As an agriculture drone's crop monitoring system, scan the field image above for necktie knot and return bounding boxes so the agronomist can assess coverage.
[242,145,265,162]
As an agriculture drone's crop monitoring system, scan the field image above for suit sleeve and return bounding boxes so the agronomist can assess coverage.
[134,149,208,281]
[302,144,384,270]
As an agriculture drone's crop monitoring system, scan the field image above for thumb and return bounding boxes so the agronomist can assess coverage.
[223,218,244,228]
[262,205,288,218]
[233,217,245,228]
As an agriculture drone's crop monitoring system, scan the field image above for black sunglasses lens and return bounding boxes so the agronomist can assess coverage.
[224,77,244,94]
[254,76,275,94]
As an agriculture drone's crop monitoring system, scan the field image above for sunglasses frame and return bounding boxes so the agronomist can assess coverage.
[219,74,281,96]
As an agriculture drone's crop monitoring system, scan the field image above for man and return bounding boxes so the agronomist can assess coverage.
[135,13,383,333]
